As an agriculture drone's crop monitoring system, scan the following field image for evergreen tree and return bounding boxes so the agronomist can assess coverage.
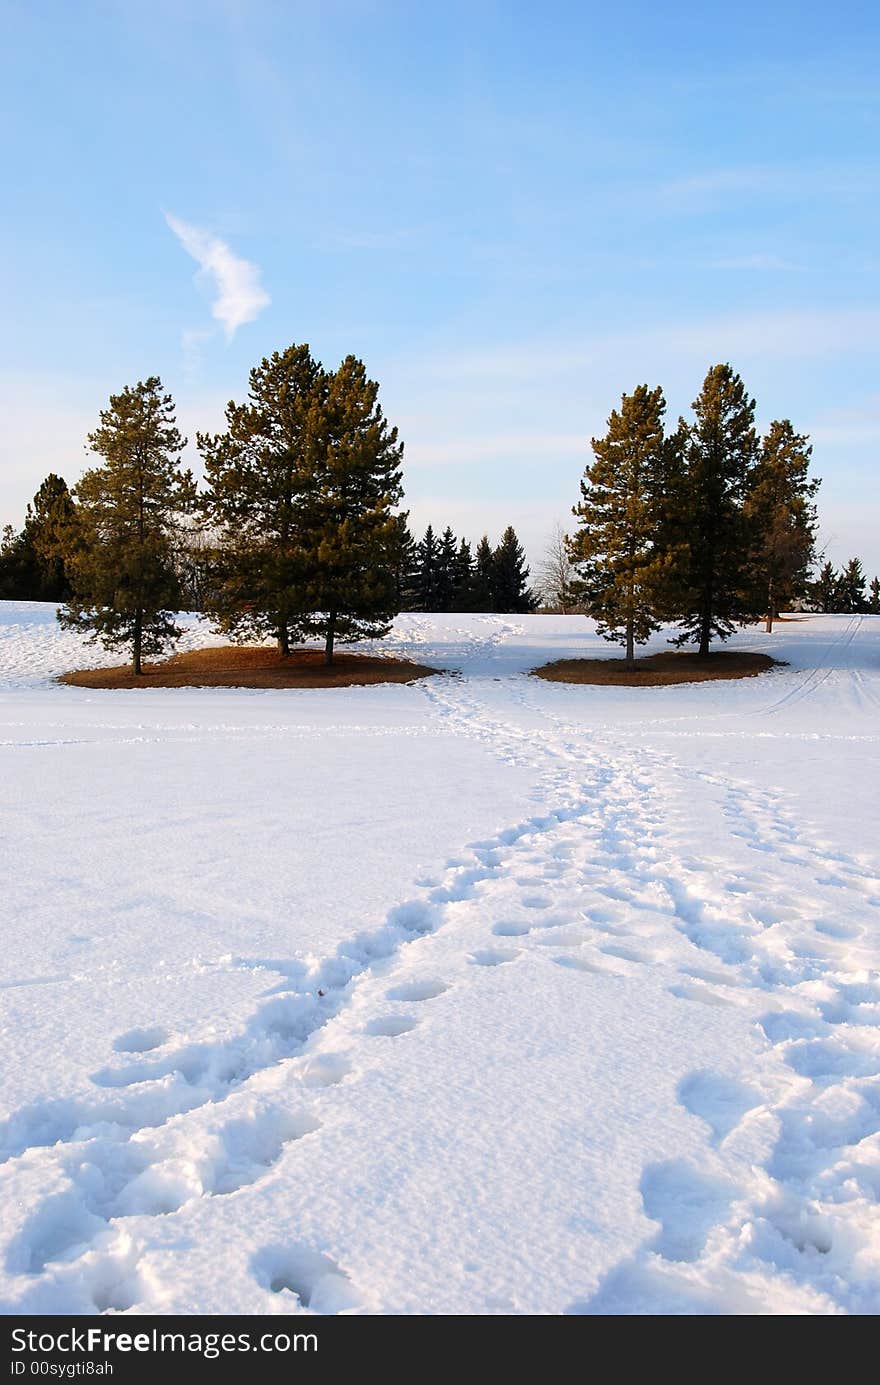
[868,576,880,614]
[451,538,474,610]
[59,379,193,674]
[414,525,440,611]
[390,516,418,608]
[0,524,32,600]
[294,354,406,663]
[745,420,820,632]
[812,560,839,613]
[567,384,674,665]
[471,535,496,611]
[492,526,536,613]
[0,475,77,601]
[837,557,867,613]
[25,474,77,600]
[671,364,760,655]
[435,526,460,610]
[199,343,325,656]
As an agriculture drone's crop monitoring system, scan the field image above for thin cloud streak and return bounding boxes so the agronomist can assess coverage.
[164,213,270,340]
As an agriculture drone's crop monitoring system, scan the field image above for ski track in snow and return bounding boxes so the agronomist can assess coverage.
[0,606,879,1314]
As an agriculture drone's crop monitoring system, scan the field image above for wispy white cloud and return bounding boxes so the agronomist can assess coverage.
[164,213,270,340]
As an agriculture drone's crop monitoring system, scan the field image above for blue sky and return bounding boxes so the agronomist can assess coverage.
[2,0,879,576]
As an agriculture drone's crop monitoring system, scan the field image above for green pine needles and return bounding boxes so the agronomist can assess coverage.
[58,378,195,675]
[199,346,405,666]
[568,363,824,660]
[568,383,678,667]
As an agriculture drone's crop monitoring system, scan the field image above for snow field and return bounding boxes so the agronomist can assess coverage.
[1,605,879,1314]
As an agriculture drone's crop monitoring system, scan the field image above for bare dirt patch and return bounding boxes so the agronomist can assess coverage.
[59,645,439,690]
[532,649,784,687]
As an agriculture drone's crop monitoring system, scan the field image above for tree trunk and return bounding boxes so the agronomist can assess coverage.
[133,611,143,676]
[698,599,711,658]
[324,612,336,666]
[625,618,635,670]
[765,578,774,634]
[277,622,290,659]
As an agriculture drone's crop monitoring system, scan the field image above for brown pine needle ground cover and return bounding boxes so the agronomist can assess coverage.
[60,645,439,690]
[532,649,784,687]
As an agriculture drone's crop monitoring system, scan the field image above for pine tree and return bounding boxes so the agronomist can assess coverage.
[435,526,460,610]
[25,474,78,601]
[745,421,820,632]
[0,524,32,600]
[390,516,418,608]
[567,384,674,665]
[812,560,839,613]
[471,535,496,611]
[414,525,440,611]
[294,354,406,664]
[451,538,474,610]
[0,475,77,601]
[868,576,880,614]
[671,364,760,655]
[837,557,867,613]
[492,526,536,613]
[59,379,193,675]
[199,343,325,657]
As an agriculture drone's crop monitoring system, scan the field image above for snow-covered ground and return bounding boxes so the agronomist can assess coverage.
[1,602,879,1316]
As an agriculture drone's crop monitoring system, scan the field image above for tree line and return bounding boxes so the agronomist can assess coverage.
[396,524,536,613]
[0,343,534,673]
[2,353,876,675]
[553,362,877,664]
[810,558,879,615]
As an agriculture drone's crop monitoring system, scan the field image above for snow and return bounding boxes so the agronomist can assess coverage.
[1,601,879,1315]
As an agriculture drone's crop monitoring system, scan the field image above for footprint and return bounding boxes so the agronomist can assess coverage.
[640,1159,733,1262]
[386,979,449,1003]
[365,1016,419,1038]
[668,981,734,1008]
[553,955,612,975]
[113,1026,168,1055]
[600,943,648,965]
[204,1111,320,1197]
[492,921,531,937]
[9,1192,105,1275]
[814,919,860,940]
[785,1038,880,1080]
[521,895,552,910]
[301,1053,351,1088]
[758,1010,822,1043]
[678,1070,762,1142]
[680,965,742,990]
[470,948,518,967]
[254,1245,363,1313]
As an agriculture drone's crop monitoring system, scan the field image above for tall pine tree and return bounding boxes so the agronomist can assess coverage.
[812,560,839,613]
[745,420,819,632]
[837,557,867,613]
[471,535,496,611]
[567,384,675,666]
[435,526,460,610]
[451,538,474,610]
[492,526,536,613]
[671,364,759,655]
[59,379,193,675]
[414,525,440,611]
[0,474,77,601]
[199,344,325,657]
[295,354,406,664]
